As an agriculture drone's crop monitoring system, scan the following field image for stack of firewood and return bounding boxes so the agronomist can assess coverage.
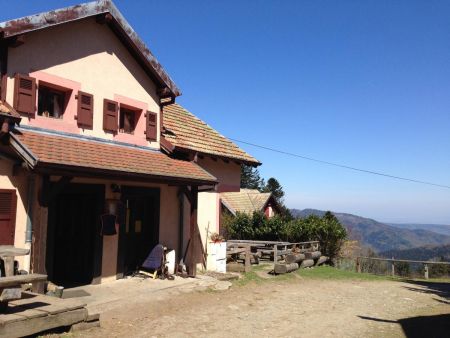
[273,250,328,274]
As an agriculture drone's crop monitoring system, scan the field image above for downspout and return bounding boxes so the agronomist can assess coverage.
[23,174,35,273]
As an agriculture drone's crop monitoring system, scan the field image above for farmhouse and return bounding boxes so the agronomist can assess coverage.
[221,189,281,218]
[0,0,259,286]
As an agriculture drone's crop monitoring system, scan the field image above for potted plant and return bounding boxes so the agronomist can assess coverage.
[210,232,224,243]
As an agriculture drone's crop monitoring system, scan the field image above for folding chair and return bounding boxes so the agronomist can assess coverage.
[138,244,165,279]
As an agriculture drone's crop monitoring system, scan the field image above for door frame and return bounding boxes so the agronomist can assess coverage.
[116,186,160,278]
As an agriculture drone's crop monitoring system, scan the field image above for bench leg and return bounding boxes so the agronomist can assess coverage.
[32,281,45,294]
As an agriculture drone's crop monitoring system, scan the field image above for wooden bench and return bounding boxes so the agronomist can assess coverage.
[0,274,47,311]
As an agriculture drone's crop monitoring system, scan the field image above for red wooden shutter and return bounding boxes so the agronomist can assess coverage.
[103,99,118,132]
[76,91,94,128]
[13,74,36,117]
[0,189,17,245]
[146,111,157,141]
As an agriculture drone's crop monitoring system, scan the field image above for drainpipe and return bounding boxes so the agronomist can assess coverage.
[23,174,35,273]
[177,188,184,263]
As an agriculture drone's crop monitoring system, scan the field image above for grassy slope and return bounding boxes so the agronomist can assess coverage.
[233,265,393,286]
[298,266,390,281]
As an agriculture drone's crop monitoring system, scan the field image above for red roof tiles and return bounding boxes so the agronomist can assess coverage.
[163,104,260,165]
[14,129,217,184]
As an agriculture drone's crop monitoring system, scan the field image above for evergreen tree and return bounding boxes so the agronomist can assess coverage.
[240,165,264,190]
[263,177,285,203]
[262,177,293,219]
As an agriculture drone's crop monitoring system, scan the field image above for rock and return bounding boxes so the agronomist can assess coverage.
[214,281,232,291]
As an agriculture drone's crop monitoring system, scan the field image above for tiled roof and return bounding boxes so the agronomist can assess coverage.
[12,129,217,184]
[163,103,260,165]
[0,100,21,121]
[220,189,272,215]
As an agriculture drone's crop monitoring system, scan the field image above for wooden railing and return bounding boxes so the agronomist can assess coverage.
[355,256,450,279]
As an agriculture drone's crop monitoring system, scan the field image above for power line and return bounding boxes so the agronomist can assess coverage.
[230,138,450,190]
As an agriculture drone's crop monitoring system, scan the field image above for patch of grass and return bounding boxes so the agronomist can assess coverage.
[232,264,450,287]
[298,265,395,281]
[233,270,264,287]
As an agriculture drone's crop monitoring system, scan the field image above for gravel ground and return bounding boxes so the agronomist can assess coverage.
[72,271,450,338]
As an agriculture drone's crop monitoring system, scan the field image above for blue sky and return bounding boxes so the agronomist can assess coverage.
[2,1,450,223]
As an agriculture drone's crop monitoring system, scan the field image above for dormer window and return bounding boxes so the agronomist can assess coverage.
[38,83,70,119]
[119,106,139,134]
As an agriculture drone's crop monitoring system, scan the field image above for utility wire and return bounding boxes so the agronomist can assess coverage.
[230,138,450,190]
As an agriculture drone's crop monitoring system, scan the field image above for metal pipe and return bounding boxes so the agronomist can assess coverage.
[23,174,35,273]
[25,175,35,244]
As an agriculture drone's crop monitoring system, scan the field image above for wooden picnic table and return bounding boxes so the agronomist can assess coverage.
[0,245,30,277]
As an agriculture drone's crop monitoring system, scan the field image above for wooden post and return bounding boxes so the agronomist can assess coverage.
[273,244,278,264]
[356,257,361,273]
[188,186,198,276]
[244,245,251,273]
[3,257,14,277]
[424,264,429,279]
[391,257,395,277]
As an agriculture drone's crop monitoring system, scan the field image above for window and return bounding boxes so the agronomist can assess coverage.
[119,106,138,134]
[38,85,67,118]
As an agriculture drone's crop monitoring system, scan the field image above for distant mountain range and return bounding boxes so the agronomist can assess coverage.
[387,223,450,236]
[379,244,450,261]
[290,208,450,253]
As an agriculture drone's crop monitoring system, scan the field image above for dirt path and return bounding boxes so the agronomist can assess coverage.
[74,273,449,338]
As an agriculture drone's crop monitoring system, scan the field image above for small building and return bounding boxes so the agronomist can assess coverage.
[221,189,281,219]
[0,1,259,285]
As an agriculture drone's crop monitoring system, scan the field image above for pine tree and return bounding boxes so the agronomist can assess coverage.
[263,177,284,203]
[240,165,264,190]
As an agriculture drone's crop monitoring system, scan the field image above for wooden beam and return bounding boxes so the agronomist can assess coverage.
[0,41,7,101]
[300,259,314,268]
[180,186,193,205]
[8,34,25,48]
[304,251,321,260]
[285,253,306,264]
[0,274,47,288]
[315,256,328,266]
[188,185,198,276]
[95,13,113,24]
[39,175,73,207]
[274,263,298,274]
[157,87,172,99]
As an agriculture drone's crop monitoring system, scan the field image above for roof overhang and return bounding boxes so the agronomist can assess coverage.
[220,198,236,216]
[7,128,218,187]
[0,0,181,98]
[166,145,261,167]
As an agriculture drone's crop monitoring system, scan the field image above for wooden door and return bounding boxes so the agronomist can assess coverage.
[47,184,104,287]
[0,190,17,245]
[118,187,160,276]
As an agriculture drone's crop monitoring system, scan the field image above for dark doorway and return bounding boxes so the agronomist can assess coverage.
[117,187,160,277]
[46,184,104,287]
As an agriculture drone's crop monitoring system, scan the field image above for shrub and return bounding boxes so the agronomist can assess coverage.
[222,210,347,260]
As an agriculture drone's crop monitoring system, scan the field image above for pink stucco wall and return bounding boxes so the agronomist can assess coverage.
[6,17,161,149]
[197,157,241,193]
